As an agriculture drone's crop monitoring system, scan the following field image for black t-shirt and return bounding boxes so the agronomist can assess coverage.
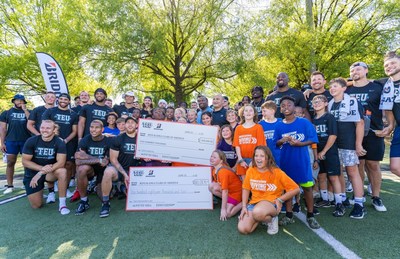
[312,112,338,152]
[22,135,66,177]
[329,101,364,150]
[78,135,112,158]
[0,107,31,141]
[251,98,265,121]
[42,107,78,139]
[266,88,307,118]
[346,82,383,131]
[80,103,114,136]
[140,109,152,119]
[113,104,135,118]
[212,108,228,127]
[307,90,332,115]
[72,105,82,115]
[28,105,48,131]
[111,133,140,170]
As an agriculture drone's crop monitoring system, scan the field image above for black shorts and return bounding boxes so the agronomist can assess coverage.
[90,164,106,183]
[318,149,341,176]
[390,126,400,158]
[66,142,78,162]
[359,132,385,161]
[23,174,46,195]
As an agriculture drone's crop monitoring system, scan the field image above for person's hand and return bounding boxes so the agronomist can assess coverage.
[100,157,109,167]
[303,89,313,100]
[239,206,248,220]
[0,144,6,153]
[375,127,393,137]
[274,200,282,215]
[317,151,326,160]
[313,160,319,170]
[30,172,43,188]
[239,160,248,169]
[356,145,367,157]
[220,209,228,221]
[41,164,53,174]
[288,138,301,146]
[123,173,130,189]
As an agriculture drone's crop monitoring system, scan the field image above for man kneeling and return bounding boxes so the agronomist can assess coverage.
[22,120,70,215]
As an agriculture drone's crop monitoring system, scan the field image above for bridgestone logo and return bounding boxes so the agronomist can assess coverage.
[45,62,62,95]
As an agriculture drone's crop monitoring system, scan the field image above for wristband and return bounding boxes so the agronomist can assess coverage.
[276,197,284,204]
[37,172,44,177]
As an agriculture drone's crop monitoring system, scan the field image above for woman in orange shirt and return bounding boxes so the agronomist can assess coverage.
[208,150,242,221]
[233,104,266,178]
[238,146,299,235]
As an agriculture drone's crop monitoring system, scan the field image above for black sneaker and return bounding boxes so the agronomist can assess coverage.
[342,198,352,208]
[372,196,387,212]
[330,200,336,207]
[333,203,345,217]
[75,200,90,215]
[349,203,366,219]
[100,202,110,218]
[314,199,331,208]
[293,203,301,213]
[313,207,320,216]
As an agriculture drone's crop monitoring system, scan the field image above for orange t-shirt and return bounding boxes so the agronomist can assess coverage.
[212,167,242,202]
[242,167,299,204]
[233,124,266,175]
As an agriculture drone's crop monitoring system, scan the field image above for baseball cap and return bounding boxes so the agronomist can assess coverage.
[350,62,368,70]
[94,88,107,97]
[11,94,27,104]
[158,99,167,105]
[122,91,135,98]
[58,93,71,100]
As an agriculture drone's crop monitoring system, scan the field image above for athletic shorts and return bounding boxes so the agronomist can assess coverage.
[66,141,78,162]
[319,149,341,176]
[247,201,277,211]
[338,149,359,167]
[90,164,106,183]
[359,132,385,161]
[390,126,400,158]
[299,181,314,188]
[5,141,26,155]
[228,196,240,206]
[23,174,46,195]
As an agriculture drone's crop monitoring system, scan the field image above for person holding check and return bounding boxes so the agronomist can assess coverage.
[238,146,299,235]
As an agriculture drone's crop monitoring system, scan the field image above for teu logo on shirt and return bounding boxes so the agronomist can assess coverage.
[124,143,136,152]
[315,124,327,134]
[11,113,26,119]
[36,147,55,157]
[92,110,106,117]
[54,114,71,123]
[88,147,104,156]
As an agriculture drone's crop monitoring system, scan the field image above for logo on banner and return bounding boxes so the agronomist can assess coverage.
[146,170,155,177]
[142,122,152,128]
[44,62,63,94]
[132,170,144,177]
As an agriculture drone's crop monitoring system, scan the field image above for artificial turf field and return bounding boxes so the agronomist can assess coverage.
[1,163,400,258]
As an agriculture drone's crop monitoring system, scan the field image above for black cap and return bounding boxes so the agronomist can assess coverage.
[59,93,71,100]
[11,94,27,104]
[94,88,107,97]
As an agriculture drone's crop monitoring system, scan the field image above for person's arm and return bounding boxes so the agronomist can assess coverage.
[0,121,6,152]
[317,135,337,160]
[274,188,300,213]
[75,150,109,166]
[238,188,250,220]
[22,153,52,172]
[376,110,395,137]
[303,89,314,100]
[303,108,311,121]
[64,125,77,144]
[355,120,366,156]
[77,116,86,140]
[52,153,67,171]
[220,189,229,221]
[27,120,40,136]
[235,146,248,169]
[21,103,30,118]
[288,139,313,147]
[110,149,129,187]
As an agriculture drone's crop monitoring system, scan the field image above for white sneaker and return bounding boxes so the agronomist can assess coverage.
[66,189,74,199]
[267,216,279,235]
[59,206,70,215]
[46,192,56,204]
[3,187,13,194]
[69,179,75,188]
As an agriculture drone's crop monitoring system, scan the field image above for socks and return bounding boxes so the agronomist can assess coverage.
[81,196,88,202]
[102,196,109,203]
[334,194,342,205]
[341,193,347,202]
[307,212,314,218]
[320,189,328,201]
[354,197,364,206]
[59,197,66,209]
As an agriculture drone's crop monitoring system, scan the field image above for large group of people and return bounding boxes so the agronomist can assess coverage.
[1,51,400,236]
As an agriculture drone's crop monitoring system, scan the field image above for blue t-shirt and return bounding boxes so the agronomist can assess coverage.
[103,127,120,136]
[273,117,318,184]
[259,118,282,166]
[216,139,237,168]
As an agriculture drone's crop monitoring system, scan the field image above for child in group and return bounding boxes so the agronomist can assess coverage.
[311,95,344,216]
[187,109,198,124]
[165,107,175,121]
[201,112,213,126]
[116,118,126,135]
[328,78,366,219]
[273,96,320,229]
[226,109,239,132]
[238,146,300,235]
[103,113,120,136]
[259,101,282,166]
[233,104,266,179]
[174,107,187,121]
[208,150,242,221]
[217,125,238,169]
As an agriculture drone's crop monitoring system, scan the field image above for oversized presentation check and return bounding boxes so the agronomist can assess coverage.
[126,167,213,211]
[136,119,218,165]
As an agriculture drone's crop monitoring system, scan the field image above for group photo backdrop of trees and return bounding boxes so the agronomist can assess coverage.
[1,0,399,108]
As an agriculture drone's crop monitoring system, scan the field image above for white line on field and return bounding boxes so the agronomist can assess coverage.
[295,212,361,259]
[0,194,26,205]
